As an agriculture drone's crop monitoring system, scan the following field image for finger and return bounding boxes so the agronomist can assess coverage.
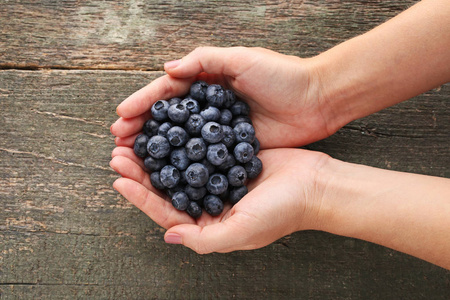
[113,177,194,228]
[164,46,253,79]
[115,133,140,147]
[164,213,256,254]
[110,110,151,138]
[111,146,145,169]
[110,156,152,190]
[116,75,195,119]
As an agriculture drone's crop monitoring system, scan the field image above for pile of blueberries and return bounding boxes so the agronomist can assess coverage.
[133,81,262,218]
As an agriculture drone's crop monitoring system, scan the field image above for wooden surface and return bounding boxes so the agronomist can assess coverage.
[1,0,449,299]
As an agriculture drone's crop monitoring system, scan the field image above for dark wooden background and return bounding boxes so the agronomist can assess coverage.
[1,0,449,299]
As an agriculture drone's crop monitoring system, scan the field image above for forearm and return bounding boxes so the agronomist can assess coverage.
[317,158,450,269]
[311,0,450,129]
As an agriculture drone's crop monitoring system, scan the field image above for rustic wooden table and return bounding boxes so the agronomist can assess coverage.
[1,0,449,299]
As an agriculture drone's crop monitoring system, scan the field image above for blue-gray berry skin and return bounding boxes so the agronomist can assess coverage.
[189,81,208,103]
[167,184,185,199]
[185,138,207,161]
[147,135,171,159]
[230,100,250,116]
[217,153,236,172]
[227,165,247,187]
[223,89,236,108]
[203,195,224,216]
[200,158,216,175]
[206,84,225,108]
[186,200,202,218]
[169,97,182,106]
[157,122,173,137]
[231,115,252,128]
[185,185,207,201]
[229,186,248,205]
[133,134,149,158]
[168,103,190,123]
[233,122,256,144]
[172,191,190,211]
[185,163,209,187]
[219,109,232,125]
[207,143,228,166]
[221,125,236,148]
[179,170,187,185]
[181,98,201,114]
[159,165,180,189]
[170,148,190,171]
[200,106,221,122]
[184,114,206,136]
[245,156,263,179]
[234,142,254,163]
[144,156,167,172]
[143,119,160,137]
[167,126,189,147]
[201,122,224,144]
[252,137,260,155]
[150,172,165,190]
[151,100,170,121]
[206,173,229,195]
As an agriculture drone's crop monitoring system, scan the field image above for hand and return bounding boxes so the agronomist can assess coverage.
[110,147,330,253]
[111,47,337,149]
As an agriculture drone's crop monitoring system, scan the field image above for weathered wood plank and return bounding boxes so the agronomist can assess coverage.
[0,70,449,299]
[0,0,418,70]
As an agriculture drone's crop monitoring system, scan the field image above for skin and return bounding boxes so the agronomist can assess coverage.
[110,0,450,269]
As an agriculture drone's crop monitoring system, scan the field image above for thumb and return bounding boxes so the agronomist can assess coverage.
[164,217,251,254]
[164,46,250,79]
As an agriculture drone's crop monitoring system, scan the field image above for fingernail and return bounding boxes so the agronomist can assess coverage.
[164,59,181,70]
[165,233,182,244]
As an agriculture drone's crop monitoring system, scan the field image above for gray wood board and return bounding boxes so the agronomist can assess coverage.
[0,0,418,70]
[0,70,449,299]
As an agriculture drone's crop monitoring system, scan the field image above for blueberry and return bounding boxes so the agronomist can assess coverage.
[171,191,189,211]
[230,100,250,116]
[223,89,236,108]
[150,172,165,190]
[185,163,209,187]
[206,84,225,108]
[221,125,236,148]
[179,170,187,185]
[185,138,207,161]
[181,98,201,114]
[201,122,224,144]
[252,137,260,155]
[169,97,182,106]
[186,200,202,218]
[185,185,207,201]
[233,122,255,144]
[144,156,167,172]
[200,158,216,175]
[234,142,254,163]
[227,165,247,187]
[206,173,229,195]
[157,122,173,137]
[184,114,206,136]
[142,119,160,137]
[189,80,208,103]
[168,103,190,123]
[207,143,228,166]
[244,156,263,179]
[147,135,171,159]
[167,184,185,199]
[170,148,190,170]
[167,126,189,147]
[217,153,236,172]
[151,100,170,121]
[231,115,252,128]
[219,109,232,125]
[133,134,149,158]
[159,165,180,189]
[229,186,248,205]
[200,106,221,122]
[203,195,224,216]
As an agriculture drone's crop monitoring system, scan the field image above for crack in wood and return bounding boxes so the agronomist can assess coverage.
[0,63,163,72]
